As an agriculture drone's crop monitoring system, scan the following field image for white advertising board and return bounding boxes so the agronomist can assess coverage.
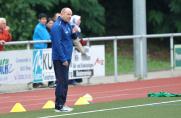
[0,50,32,84]
[0,45,105,84]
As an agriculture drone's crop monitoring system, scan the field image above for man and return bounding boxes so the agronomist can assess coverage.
[50,7,77,112]
[0,18,12,51]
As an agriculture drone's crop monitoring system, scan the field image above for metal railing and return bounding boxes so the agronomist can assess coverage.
[4,33,181,81]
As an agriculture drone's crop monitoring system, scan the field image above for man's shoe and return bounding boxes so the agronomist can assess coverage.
[55,106,73,112]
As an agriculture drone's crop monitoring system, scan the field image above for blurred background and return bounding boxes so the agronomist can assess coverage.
[1,0,181,75]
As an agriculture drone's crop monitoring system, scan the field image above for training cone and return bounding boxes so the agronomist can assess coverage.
[82,93,93,102]
[74,97,90,105]
[10,103,26,112]
[42,100,55,109]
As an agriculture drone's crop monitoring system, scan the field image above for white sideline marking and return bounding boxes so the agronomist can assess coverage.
[39,99,181,118]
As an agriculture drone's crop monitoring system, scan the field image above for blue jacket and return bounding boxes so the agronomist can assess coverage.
[33,23,50,49]
[50,17,73,62]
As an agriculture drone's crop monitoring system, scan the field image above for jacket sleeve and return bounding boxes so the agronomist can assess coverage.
[3,30,12,42]
[51,25,66,62]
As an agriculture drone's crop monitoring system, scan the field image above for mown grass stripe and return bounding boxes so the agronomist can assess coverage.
[39,99,181,118]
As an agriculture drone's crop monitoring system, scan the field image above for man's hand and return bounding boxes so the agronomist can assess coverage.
[0,40,5,45]
[72,27,78,33]
[5,26,10,31]
[62,61,69,67]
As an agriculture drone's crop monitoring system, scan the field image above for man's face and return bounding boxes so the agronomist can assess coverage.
[61,9,72,22]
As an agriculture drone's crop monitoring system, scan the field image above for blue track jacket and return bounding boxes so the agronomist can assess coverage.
[50,17,73,62]
[33,23,50,49]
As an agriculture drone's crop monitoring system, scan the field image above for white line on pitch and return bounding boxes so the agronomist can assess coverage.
[39,99,181,118]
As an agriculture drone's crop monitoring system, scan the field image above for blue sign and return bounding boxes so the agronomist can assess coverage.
[0,59,13,74]
[33,50,43,83]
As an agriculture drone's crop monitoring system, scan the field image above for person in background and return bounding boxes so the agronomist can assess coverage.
[70,15,87,55]
[50,7,78,112]
[53,13,60,21]
[46,18,54,48]
[46,18,55,87]
[69,15,87,85]
[33,13,50,49]
[33,13,51,88]
[0,18,12,51]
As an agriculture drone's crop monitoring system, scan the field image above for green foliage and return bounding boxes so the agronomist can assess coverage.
[169,0,181,32]
[0,0,105,41]
[27,0,59,9]
[99,0,133,35]
[148,0,181,33]
[148,10,164,26]
[0,0,58,41]
[61,0,105,36]
[169,0,181,13]
[0,0,34,40]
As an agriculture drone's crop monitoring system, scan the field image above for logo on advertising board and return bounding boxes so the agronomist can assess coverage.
[0,58,13,74]
[42,49,55,81]
[33,50,43,83]
[73,69,93,77]
[14,57,32,81]
[174,45,181,68]
[94,58,104,65]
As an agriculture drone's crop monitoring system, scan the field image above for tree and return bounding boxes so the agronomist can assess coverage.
[0,0,58,41]
[54,0,105,36]
[99,0,133,35]
[0,0,105,41]
[147,0,181,34]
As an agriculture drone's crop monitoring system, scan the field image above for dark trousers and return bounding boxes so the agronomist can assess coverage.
[53,60,70,109]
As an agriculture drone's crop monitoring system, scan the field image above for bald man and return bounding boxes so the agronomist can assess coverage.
[51,7,77,112]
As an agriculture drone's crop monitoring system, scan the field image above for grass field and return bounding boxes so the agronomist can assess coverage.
[105,53,170,75]
[1,97,181,118]
[103,40,171,75]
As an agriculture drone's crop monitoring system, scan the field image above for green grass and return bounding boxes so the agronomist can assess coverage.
[105,41,170,75]
[1,97,181,118]
[105,52,170,75]
[148,58,170,71]
[105,53,134,75]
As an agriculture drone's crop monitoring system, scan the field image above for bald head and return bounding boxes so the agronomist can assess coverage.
[61,7,72,14]
[60,7,72,22]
